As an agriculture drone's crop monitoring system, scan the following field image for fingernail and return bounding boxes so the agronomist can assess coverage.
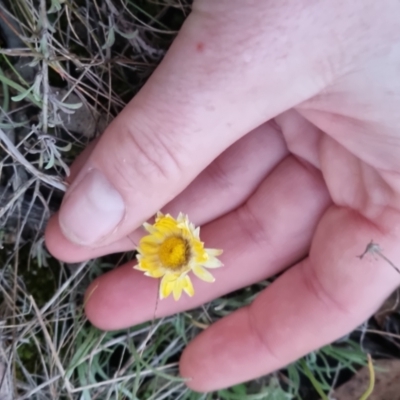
[59,169,125,245]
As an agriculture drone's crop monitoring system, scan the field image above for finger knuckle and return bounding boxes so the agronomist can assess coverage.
[206,157,235,190]
[235,203,270,247]
[302,261,355,317]
[247,306,281,362]
[110,120,184,191]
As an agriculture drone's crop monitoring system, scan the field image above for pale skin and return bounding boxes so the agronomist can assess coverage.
[45,0,400,392]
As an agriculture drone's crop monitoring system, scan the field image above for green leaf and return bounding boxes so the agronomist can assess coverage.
[32,73,43,102]
[114,27,138,40]
[11,86,33,102]
[102,27,115,49]
[56,142,72,152]
[0,121,29,129]
[44,152,55,169]
[48,0,64,13]
[58,101,83,110]
[0,73,41,107]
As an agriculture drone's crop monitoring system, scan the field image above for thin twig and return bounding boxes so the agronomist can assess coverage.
[18,374,61,400]
[361,328,400,340]
[70,364,177,393]
[0,127,68,191]
[0,177,36,219]
[29,296,74,397]
[358,240,400,274]
[39,0,49,134]
[18,262,89,341]
[359,354,375,400]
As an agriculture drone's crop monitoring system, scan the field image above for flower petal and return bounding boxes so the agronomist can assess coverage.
[144,269,164,278]
[173,280,184,301]
[192,265,215,283]
[177,212,185,223]
[206,248,223,257]
[193,226,200,239]
[156,211,164,219]
[182,275,194,297]
[135,258,159,272]
[139,236,161,252]
[203,256,224,268]
[160,274,177,299]
[133,263,143,271]
[143,222,156,234]
[156,215,178,231]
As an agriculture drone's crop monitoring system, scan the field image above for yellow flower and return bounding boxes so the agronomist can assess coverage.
[134,212,223,301]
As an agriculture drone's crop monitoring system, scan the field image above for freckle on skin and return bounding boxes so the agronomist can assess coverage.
[196,42,205,52]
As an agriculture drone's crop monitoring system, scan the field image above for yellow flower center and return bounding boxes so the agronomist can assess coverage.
[158,236,189,269]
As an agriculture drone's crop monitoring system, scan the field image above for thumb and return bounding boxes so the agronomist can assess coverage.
[55,0,340,246]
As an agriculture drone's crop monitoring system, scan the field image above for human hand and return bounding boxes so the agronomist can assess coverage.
[45,0,400,392]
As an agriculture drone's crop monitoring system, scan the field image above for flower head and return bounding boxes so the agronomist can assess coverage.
[134,212,223,301]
